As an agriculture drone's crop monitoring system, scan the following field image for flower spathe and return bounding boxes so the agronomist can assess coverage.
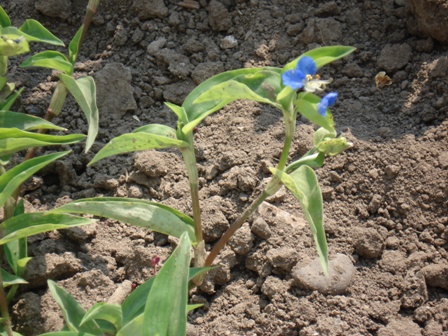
[317,92,338,116]
[282,56,332,93]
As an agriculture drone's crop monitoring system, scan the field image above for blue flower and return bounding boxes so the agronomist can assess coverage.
[282,56,332,92]
[317,92,338,116]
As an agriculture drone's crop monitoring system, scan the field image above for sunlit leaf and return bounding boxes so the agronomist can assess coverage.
[0,33,29,56]
[271,167,328,275]
[1,268,27,287]
[68,25,83,64]
[284,46,356,71]
[81,303,122,332]
[0,111,66,131]
[20,50,73,74]
[51,198,197,243]
[0,213,95,245]
[59,74,98,151]
[296,92,335,132]
[18,20,64,45]
[0,6,11,28]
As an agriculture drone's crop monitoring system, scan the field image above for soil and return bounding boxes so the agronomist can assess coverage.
[2,0,448,335]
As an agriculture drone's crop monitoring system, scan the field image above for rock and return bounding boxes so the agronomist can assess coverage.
[380,250,407,274]
[377,44,412,73]
[267,247,299,274]
[24,253,83,288]
[314,1,340,17]
[401,272,428,309]
[131,0,168,19]
[220,35,238,49]
[292,254,356,295]
[353,227,385,258]
[155,49,193,79]
[245,250,272,278]
[407,0,448,43]
[261,276,288,299]
[251,217,272,240]
[35,0,71,20]
[163,79,196,105]
[315,18,342,42]
[201,196,230,242]
[421,264,448,290]
[377,317,422,336]
[208,0,232,32]
[94,63,137,121]
[229,223,254,255]
[255,202,308,232]
[146,37,167,56]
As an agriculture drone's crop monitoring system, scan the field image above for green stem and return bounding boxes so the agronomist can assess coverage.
[180,134,203,243]
[0,273,13,336]
[205,107,296,267]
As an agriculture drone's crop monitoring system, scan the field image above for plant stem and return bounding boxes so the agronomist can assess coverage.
[205,107,296,267]
[0,274,13,336]
[79,0,100,49]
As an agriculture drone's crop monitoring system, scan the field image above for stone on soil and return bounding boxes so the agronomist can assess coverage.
[377,44,412,73]
[292,254,356,295]
[421,263,448,290]
[377,317,422,336]
[35,0,71,19]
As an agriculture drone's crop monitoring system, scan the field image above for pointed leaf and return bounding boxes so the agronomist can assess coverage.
[187,304,203,312]
[89,132,187,166]
[1,268,27,287]
[164,102,187,122]
[81,303,122,332]
[37,333,97,336]
[0,151,70,208]
[0,213,95,245]
[47,280,102,334]
[271,167,328,274]
[68,25,83,65]
[284,46,356,71]
[121,265,214,325]
[0,7,11,28]
[18,20,64,46]
[0,111,66,131]
[20,50,73,74]
[51,197,196,242]
[143,232,191,336]
[0,128,85,156]
[286,150,325,173]
[58,74,98,151]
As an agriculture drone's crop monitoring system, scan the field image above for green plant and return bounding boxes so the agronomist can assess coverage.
[37,232,210,336]
[54,46,355,283]
[0,4,99,335]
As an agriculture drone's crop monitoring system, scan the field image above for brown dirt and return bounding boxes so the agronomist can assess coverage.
[2,0,448,335]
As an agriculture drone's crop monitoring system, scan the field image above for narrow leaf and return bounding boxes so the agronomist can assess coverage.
[0,87,23,111]
[0,111,66,131]
[133,124,178,139]
[0,6,11,28]
[0,213,95,245]
[68,25,83,65]
[47,280,102,333]
[89,132,187,166]
[121,266,214,325]
[143,232,191,336]
[20,51,73,74]
[284,46,356,71]
[164,102,187,123]
[37,332,97,336]
[117,314,144,336]
[18,20,64,46]
[1,268,27,287]
[81,303,122,332]
[286,150,325,173]
[271,167,328,274]
[0,151,70,208]
[0,128,85,156]
[51,198,197,242]
[59,74,98,151]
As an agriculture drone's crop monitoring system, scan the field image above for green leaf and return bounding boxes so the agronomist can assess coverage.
[187,304,203,312]
[68,25,83,65]
[271,167,328,275]
[18,20,64,46]
[0,151,70,208]
[117,314,144,336]
[0,33,29,56]
[20,50,73,74]
[89,132,187,166]
[0,326,23,336]
[0,213,95,245]
[143,232,191,336]
[133,124,179,139]
[0,7,11,28]
[0,111,66,131]
[0,87,23,111]
[284,46,356,71]
[0,128,85,156]
[47,280,102,334]
[58,75,98,151]
[121,266,213,325]
[51,198,197,243]
[286,150,325,173]
[164,102,187,123]
[316,136,352,156]
[81,303,122,332]
[296,92,335,132]
[37,332,97,336]
[1,268,27,287]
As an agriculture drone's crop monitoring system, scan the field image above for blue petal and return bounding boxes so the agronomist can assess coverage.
[317,92,338,116]
[297,56,317,76]
[282,69,305,90]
